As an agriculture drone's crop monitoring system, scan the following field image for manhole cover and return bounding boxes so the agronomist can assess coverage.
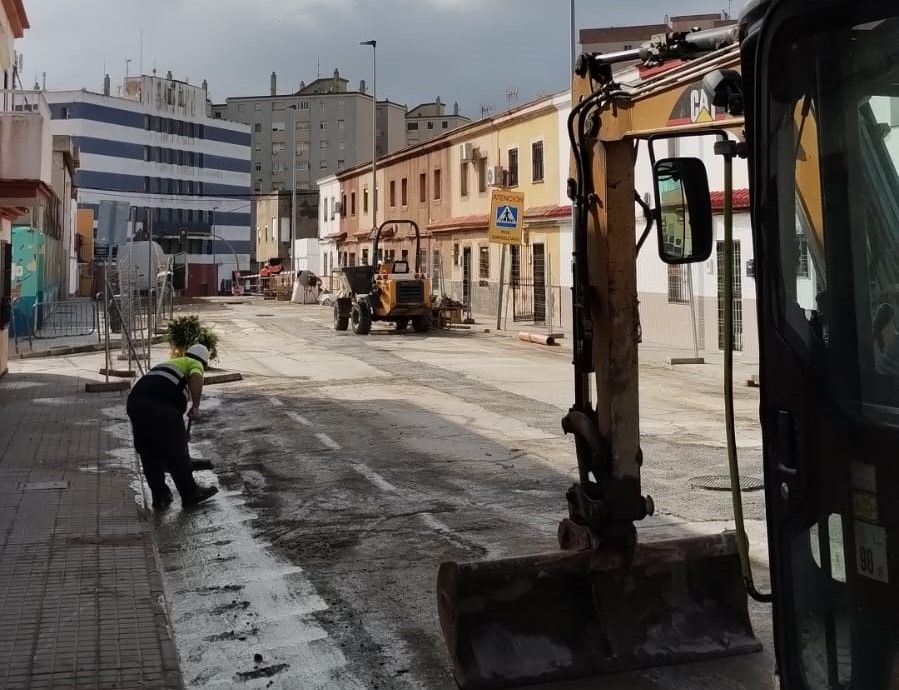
[19,481,69,491]
[690,475,764,492]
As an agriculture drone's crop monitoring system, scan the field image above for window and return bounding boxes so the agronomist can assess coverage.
[272,143,285,155]
[460,163,469,197]
[433,169,442,200]
[532,141,544,182]
[401,178,408,206]
[320,161,328,170]
[299,100,309,111]
[320,139,328,149]
[254,162,262,172]
[362,248,369,265]
[432,250,441,286]
[348,252,356,267]
[508,148,519,187]
[323,198,328,222]
[797,234,809,277]
[477,158,487,192]
[351,192,356,216]
[331,197,336,220]
[337,159,345,169]
[255,103,263,111]
[419,173,427,203]
[338,119,345,130]
[442,121,448,129]
[255,180,263,191]
[320,121,327,130]
[667,264,690,304]
[338,142,345,150]
[298,120,311,130]
[479,245,490,286]
[255,144,262,152]
[296,142,309,155]
[297,162,309,172]
[341,194,347,215]
[407,122,419,131]
[254,123,262,133]
[401,249,409,262]
[363,189,369,213]
[427,122,434,130]
[390,180,396,207]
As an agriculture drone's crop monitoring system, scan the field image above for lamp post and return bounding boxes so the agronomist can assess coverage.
[211,206,218,294]
[360,40,377,237]
[288,104,298,284]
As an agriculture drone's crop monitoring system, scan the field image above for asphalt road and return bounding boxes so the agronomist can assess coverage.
[142,301,777,689]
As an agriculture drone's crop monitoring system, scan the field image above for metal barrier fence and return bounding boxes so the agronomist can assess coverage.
[31,298,99,339]
[440,279,567,333]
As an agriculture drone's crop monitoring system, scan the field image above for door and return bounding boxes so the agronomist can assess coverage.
[751,7,899,688]
[462,246,472,309]
[717,240,743,351]
[533,242,546,324]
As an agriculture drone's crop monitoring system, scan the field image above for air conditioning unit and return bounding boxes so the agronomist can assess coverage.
[459,143,474,161]
[486,165,506,187]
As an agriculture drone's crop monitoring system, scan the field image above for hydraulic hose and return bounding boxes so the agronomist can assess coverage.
[722,151,773,604]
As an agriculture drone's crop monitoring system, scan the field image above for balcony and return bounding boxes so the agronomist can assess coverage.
[0,91,53,220]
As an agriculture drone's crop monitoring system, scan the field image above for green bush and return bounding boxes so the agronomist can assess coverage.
[165,315,219,362]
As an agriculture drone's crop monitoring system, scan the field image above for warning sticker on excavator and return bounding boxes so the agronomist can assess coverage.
[489,190,524,245]
[855,521,889,583]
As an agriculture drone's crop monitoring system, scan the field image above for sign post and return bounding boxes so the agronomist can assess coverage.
[489,190,524,331]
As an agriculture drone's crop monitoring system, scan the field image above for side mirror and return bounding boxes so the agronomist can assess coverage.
[653,157,713,264]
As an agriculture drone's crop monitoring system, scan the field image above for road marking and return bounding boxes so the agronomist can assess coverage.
[351,463,398,493]
[419,512,451,534]
[286,411,312,427]
[316,433,341,451]
[269,397,283,407]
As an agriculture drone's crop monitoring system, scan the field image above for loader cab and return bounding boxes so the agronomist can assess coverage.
[654,2,899,687]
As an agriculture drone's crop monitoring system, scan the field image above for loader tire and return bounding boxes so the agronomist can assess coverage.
[334,303,349,331]
[412,313,430,333]
[351,301,372,335]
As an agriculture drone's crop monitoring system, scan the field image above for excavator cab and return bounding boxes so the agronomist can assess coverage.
[438,1,899,688]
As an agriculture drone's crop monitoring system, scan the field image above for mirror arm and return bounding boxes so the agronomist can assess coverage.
[634,191,654,254]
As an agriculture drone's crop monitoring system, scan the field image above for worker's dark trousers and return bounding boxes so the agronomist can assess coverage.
[126,395,197,501]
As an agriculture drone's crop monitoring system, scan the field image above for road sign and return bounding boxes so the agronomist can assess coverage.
[489,190,524,245]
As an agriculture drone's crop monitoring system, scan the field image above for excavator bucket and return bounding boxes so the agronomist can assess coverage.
[437,531,761,689]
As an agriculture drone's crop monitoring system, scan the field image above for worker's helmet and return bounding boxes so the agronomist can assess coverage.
[185,343,210,367]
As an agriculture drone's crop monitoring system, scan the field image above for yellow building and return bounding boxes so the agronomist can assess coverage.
[431,92,570,328]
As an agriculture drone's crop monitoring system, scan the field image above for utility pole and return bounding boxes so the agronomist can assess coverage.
[212,206,218,294]
[360,40,377,237]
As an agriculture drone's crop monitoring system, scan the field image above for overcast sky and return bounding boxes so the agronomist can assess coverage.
[19,0,744,117]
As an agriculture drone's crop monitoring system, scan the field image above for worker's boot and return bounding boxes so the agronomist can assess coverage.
[151,490,174,511]
[191,459,214,471]
[182,484,218,509]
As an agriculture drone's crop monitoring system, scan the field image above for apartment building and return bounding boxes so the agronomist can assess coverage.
[405,97,470,147]
[46,74,252,295]
[212,70,406,195]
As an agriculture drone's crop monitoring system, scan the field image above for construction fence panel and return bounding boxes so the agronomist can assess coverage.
[31,298,99,339]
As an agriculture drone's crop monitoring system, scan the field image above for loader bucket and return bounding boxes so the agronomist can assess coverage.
[437,531,761,689]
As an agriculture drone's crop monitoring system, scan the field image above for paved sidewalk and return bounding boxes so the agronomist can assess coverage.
[0,369,182,689]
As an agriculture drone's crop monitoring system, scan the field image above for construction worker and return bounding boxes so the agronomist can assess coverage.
[126,343,218,510]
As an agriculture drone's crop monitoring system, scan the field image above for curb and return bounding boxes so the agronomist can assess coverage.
[85,379,131,393]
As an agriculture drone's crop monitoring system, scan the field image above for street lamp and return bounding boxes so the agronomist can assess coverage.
[288,104,298,285]
[360,40,377,236]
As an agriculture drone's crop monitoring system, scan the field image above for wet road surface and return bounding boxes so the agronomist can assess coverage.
[138,302,776,689]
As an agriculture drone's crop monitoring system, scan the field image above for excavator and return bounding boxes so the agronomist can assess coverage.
[437,1,899,688]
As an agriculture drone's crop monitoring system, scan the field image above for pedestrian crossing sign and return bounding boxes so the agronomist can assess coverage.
[489,190,524,245]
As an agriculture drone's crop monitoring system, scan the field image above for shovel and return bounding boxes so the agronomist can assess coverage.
[437,530,761,689]
[186,417,214,471]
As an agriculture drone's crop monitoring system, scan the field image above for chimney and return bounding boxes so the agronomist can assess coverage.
[436,96,444,114]
[299,80,306,92]
[202,78,208,93]
[166,70,173,81]
[360,79,367,94]
[270,71,277,96]
[453,101,460,116]
[103,73,111,96]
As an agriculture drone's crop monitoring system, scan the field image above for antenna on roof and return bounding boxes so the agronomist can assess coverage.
[505,85,520,108]
[480,103,495,119]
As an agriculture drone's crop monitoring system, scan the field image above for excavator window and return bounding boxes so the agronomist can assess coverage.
[766,11,899,689]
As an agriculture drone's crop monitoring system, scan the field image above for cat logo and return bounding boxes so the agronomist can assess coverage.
[667,80,729,126]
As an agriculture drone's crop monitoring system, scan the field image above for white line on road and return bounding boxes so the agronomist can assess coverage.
[269,397,284,407]
[316,433,341,451]
[351,463,398,493]
[286,411,313,427]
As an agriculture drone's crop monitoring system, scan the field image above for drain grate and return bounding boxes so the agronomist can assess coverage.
[690,475,764,492]
[19,480,69,491]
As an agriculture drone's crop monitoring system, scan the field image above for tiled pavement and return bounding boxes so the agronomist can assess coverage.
[0,370,182,689]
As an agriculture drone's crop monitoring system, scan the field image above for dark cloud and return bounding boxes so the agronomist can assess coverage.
[20,0,744,115]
